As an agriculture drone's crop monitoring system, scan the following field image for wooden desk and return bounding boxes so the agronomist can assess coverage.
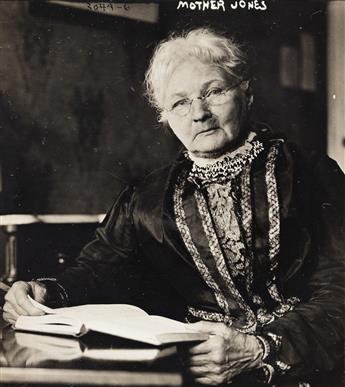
[1,319,343,387]
[0,322,183,386]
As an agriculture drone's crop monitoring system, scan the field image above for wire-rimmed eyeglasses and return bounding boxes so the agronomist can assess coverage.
[165,79,244,117]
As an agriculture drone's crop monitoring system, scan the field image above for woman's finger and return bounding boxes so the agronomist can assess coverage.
[30,281,47,304]
[6,282,44,316]
[3,302,19,320]
[181,353,210,366]
[2,311,16,326]
[4,298,30,318]
[181,339,213,355]
[188,365,209,376]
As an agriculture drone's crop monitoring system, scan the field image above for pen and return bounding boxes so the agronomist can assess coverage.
[0,281,10,292]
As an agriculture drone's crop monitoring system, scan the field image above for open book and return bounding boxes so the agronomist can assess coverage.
[14,297,208,346]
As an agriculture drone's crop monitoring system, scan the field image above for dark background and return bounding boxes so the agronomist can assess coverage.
[0,0,327,215]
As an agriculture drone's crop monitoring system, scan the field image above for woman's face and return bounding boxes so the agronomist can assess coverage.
[163,59,248,158]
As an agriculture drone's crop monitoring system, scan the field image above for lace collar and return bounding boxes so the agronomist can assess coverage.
[186,132,264,187]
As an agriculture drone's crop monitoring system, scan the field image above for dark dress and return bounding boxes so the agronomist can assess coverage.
[43,129,344,384]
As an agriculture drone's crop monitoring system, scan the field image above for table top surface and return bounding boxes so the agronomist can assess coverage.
[1,318,342,387]
[0,321,183,387]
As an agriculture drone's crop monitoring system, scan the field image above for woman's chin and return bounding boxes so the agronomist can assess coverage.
[190,138,234,158]
[190,146,229,159]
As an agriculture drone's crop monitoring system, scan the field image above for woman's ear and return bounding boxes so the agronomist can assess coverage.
[241,80,253,109]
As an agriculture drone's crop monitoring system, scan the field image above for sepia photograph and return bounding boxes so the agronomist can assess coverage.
[0,1,344,386]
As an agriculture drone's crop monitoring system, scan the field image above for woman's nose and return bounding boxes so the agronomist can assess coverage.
[191,99,211,122]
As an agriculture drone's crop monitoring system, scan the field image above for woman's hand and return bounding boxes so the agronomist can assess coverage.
[180,321,263,385]
[3,281,46,325]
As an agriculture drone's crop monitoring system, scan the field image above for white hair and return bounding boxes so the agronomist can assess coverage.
[144,27,250,118]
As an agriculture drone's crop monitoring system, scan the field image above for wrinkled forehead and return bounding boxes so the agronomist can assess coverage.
[161,57,228,106]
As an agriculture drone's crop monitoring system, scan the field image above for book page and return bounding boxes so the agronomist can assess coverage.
[15,314,86,336]
[28,295,55,314]
[53,304,148,321]
[121,315,193,334]
[85,315,207,346]
[28,296,148,321]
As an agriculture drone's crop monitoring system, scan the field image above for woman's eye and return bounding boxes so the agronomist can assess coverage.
[205,88,223,97]
[172,99,189,109]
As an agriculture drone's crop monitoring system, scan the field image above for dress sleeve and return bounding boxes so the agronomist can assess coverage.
[51,185,141,306]
[261,155,345,379]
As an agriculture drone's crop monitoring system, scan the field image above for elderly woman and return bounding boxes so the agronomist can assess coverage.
[3,28,344,385]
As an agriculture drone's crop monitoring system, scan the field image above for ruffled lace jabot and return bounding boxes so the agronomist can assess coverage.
[186,132,264,186]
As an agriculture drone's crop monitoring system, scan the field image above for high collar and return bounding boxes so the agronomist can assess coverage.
[186,131,257,167]
[185,132,264,187]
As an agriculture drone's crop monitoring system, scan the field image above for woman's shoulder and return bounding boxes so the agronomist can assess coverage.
[254,123,342,175]
[282,140,343,179]
[252,124,343,194]
[132,157,185,200]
